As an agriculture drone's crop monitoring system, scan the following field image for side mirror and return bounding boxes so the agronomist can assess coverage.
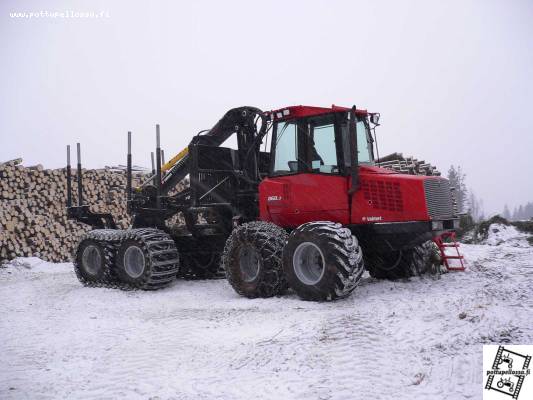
[370,113,381,125]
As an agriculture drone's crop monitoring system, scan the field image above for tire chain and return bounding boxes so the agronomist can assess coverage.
[223,221,288,298]
[240,221,289,295]
[73,228,179,290]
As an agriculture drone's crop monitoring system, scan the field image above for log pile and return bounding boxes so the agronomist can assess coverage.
[0,160,147,263]
[377,152,441,176]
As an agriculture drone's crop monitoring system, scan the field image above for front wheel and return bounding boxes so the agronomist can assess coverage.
[282,221,364,301]
[222,221,288,298]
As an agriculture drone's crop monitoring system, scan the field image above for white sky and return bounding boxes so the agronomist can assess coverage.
[1,0,532,215]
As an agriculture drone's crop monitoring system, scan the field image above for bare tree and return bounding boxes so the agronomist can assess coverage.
[447,165,468,213]
[467,191,484,222]
[502,204,511,220]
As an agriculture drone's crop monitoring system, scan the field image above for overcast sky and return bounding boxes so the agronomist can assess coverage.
[1,0,532,215]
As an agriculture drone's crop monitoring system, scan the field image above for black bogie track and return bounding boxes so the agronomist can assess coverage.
[114,229,180,290]
[282,221,365,301]
[74,233,116,286]
[74,229,124,288]
[73,228,179,290]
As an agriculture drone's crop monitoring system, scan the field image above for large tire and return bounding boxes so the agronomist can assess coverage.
[282,221,364,301]
[74,229,121,287]
[115,228,180,290]
[413,241,443,275]
[366,240,442,280]
[365,250,405,279]
[222,221,288,298]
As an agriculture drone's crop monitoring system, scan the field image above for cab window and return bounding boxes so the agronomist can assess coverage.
[310,123,339,173]
[356,120,373,164]
[273,121,298,174]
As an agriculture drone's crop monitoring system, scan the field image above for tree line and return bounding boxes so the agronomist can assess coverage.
[502,202,533,221]
[447,165,531,222]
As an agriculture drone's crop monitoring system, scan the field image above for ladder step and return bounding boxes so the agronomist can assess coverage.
[447,266,466,271]
[434,231,465,272]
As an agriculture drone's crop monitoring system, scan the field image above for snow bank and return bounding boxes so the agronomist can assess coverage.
[482,223,530,247]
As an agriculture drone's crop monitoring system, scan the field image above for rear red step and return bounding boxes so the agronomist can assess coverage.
[433,231,465,271]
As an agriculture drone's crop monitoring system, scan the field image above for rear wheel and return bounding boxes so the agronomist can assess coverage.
[365,250,408,280]
[115,228,180,290]
[366,240,442,280]
[74,230,118,286]
[75,239,109,284]
[222,221,287,298]
[283,221,364,301]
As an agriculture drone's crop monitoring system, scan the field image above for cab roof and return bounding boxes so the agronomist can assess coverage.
[266,105,369,121]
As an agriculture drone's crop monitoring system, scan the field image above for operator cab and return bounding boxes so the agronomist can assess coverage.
[266,105,376,178]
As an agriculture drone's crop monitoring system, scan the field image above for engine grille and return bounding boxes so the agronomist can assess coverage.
[361,180,404,212]
[424,179,454,219]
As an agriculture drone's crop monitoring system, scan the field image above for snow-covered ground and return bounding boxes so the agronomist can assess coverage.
[1,225,532,400]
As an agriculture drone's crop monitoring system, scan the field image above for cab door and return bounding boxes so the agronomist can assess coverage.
[261,116,350,228]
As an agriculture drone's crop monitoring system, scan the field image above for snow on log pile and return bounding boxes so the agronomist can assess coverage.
[0,161,150,263]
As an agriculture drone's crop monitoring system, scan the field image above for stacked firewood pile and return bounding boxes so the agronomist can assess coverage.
[0,159,149,263]
[377,152,441,176]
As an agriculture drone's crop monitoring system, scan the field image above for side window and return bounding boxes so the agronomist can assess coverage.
[311,124,339,173]
[356,121,372,164]
[273,122,298,174]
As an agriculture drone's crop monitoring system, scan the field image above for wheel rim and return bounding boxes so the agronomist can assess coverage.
[124,246,146,278]
[239,246,261,283]
[293,242,325,285]
[81,245,102,275]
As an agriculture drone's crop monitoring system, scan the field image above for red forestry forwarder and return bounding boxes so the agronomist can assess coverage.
[66,105,461,301]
